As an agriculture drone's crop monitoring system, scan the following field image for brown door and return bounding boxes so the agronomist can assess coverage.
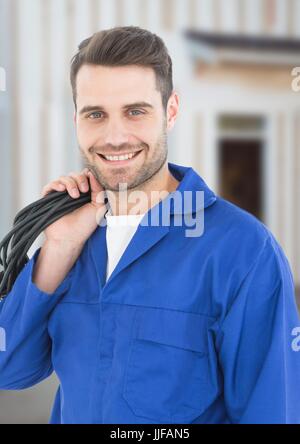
[218,139,263,221]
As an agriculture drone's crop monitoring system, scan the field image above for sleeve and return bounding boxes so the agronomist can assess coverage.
[0,246,76,390]
[214,234,300,424]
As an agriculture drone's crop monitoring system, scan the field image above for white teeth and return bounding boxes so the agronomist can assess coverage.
[103,152,137,161]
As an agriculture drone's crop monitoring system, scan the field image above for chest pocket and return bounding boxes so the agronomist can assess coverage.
[123,307,216,423]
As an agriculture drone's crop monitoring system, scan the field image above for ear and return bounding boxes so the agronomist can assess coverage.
[167,91,179,131]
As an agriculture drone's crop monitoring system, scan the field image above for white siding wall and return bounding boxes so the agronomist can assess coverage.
[0,0,13,235]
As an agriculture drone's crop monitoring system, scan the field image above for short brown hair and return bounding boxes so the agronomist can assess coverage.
[70,26,173,113]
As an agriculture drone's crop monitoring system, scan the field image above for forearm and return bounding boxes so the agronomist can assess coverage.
[32,240,84,294]
[0,245,74,389]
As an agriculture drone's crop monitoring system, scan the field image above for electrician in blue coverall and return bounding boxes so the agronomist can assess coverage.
[0,26,300,424]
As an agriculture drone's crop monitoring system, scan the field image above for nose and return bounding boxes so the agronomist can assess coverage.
[102,117,130,147]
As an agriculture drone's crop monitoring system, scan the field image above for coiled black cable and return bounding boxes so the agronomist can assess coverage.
[0,189,94,302]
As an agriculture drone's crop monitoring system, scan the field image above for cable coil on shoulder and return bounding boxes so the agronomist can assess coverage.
[0,189,92,302]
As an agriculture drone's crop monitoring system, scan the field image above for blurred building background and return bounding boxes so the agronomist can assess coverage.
[0,0,299,424]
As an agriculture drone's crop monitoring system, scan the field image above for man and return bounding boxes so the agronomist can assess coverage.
[0,26,300,424]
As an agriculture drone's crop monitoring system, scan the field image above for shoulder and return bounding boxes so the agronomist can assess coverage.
[207,197,295,321]
[205,195,291,281]
[208,195,274,247]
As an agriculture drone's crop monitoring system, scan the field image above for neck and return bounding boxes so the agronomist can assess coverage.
[107,161,180,216]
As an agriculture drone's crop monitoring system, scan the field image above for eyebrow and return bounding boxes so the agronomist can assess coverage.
[79,102,154,115]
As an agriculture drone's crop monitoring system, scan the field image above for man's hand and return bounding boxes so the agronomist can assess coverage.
[41,168,107,245]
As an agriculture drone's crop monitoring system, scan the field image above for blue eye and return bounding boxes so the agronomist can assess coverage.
[129,110,143,116]
[88,112,102,119]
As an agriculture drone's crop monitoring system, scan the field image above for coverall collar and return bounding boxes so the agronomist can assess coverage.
[167,162,217,214]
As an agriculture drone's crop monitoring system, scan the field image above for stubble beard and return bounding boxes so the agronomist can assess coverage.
[79,122,168,192]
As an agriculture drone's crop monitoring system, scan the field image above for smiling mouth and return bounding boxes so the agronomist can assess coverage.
[97,150,143,164]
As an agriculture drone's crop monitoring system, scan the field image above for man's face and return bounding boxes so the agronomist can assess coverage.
[74,64,177,191]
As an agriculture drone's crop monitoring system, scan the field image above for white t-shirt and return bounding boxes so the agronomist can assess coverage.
[104,209,146,282]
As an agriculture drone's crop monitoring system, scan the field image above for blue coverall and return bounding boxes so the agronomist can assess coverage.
[0,162,300,424]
